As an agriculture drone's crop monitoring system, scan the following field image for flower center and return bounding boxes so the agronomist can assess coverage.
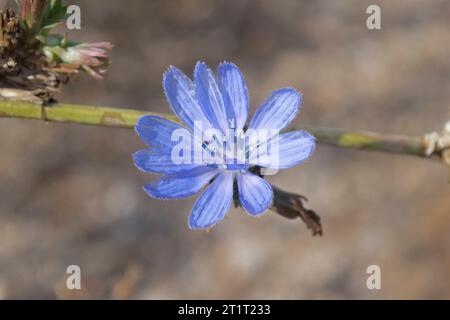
[201,125,249,171]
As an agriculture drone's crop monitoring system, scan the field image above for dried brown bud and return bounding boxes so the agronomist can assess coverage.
[272,186,323,236]
[0,9,21,52]
[19,0,47,31]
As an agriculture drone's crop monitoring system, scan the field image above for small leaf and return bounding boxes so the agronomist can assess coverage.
[40,0,68,35]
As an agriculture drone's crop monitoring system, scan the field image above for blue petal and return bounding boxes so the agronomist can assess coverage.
[194,62,230,132]
[144,167,220,199]
[248,88,302,143]
[217,62,248,130]
[135,115,192,150]
[251,131,316,169]
[189,171,234,229]
[237,172,273,216]
[133,148,198,174]
[163,66,213,132]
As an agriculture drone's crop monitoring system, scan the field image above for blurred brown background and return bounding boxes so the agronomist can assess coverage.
[1,0,450,299]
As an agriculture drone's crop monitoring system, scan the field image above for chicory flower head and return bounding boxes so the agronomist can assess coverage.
[134,62,315,230]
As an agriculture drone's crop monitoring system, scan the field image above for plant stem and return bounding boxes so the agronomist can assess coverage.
[0,99,444,159]
[299,126,428,157]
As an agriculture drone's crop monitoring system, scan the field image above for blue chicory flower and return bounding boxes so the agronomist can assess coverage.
[133,62,316,230]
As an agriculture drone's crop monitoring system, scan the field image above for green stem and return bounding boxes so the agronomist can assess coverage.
[0,99,179,127]
[0,99,440,158]
[299,126,428,157]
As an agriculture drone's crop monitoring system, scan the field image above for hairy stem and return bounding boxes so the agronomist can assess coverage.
[0,99,443,159]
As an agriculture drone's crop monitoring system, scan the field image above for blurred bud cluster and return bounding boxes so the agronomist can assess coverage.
[0,0,112,100]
